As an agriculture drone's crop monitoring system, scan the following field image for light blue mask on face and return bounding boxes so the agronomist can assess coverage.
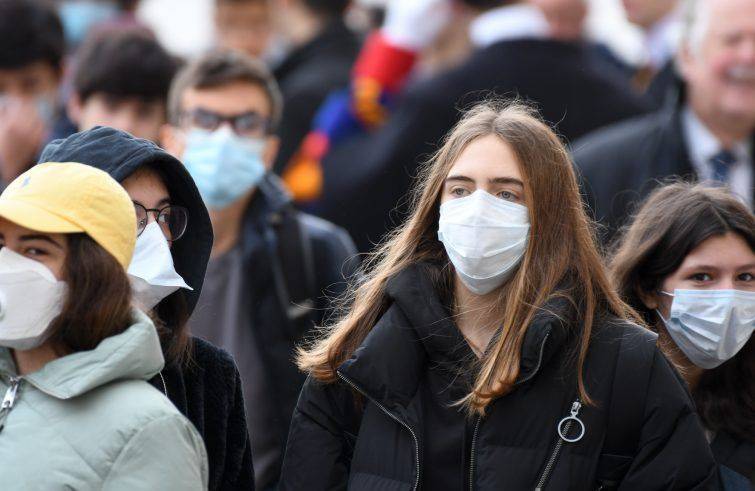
[657,289,755,369]
[182,127,267,210]
[58,1,118,46]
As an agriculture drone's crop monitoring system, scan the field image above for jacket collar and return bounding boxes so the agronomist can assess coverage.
[0,310,164,399]
[338,264,572,411]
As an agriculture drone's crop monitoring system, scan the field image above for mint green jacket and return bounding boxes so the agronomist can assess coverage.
[0,311,208,489]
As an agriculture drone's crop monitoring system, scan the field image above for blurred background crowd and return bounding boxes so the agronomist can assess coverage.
[0,0,752,489]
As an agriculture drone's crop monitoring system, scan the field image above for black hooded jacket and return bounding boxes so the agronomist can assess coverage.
[39,127,255,490]
[281,264,719,490]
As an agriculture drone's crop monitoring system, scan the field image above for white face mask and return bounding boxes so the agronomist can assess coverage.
[128,222,192,311]
[658,289,755,369]
[438,190,530,295]
[0,248,67,350]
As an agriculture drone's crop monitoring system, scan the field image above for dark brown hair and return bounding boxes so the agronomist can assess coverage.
[610,182,755,442]
[300,100,642,415]
[48,234,135,353]
[168,49,283,130]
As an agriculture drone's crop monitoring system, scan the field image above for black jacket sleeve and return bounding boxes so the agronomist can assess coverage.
[620,349,720,490]
[280,376,361,490]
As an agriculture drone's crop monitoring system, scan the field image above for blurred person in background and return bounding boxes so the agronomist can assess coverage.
[0,162,208,489]
[306,0,650,252]
[611,182,755,489]
[270,0,359,174]
[160,50,357,490]
[574,0,755,242]
[0,0,64,189]
[622,0,681,102]
[215,0,274,61]
[67,30,180,142]
[41,126,255,490]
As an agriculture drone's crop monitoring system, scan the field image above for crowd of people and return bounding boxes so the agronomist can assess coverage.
[0,0,751,489]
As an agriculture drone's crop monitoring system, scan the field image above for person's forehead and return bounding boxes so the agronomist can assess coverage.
[706,0,755,31]
[181,81,272,117]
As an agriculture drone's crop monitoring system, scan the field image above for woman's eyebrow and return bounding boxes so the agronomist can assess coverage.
[19,234,64,250]
[444,175,475,184]
[488,177,523,187]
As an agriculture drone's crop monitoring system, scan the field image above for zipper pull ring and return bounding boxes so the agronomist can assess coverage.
[557,399,585,443]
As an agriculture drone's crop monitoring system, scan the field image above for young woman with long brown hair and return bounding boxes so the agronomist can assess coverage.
[0,162,207,489]
[611,183,755,489]
[280,102,717,490]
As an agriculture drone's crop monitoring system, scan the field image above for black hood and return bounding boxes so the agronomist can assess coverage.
[39,126,213,315]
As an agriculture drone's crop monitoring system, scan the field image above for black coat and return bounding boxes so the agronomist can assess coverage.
[315,39,651,252]
[272,20,360,175]
[156,337,254,491]
[572,87,755,242]
[280,264,718,490]
[240,173,359,488]
[39,127,255,490]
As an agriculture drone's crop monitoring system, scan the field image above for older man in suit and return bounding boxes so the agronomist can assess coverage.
[574,0,755,242]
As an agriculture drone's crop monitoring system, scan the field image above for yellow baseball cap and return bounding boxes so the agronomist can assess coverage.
[0,162,136,269]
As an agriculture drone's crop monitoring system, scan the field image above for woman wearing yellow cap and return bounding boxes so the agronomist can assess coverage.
[0,162,208,489]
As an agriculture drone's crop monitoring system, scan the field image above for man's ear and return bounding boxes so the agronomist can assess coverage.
[66,93,83,126]
[160,124,185,159]
[263,135,281,171]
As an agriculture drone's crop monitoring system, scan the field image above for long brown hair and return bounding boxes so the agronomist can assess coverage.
[49,233,135,353]
[299,100,640,415]
[610,182,755,442]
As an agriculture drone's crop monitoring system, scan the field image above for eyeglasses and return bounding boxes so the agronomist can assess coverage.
[134,203,189,242]
[180,108,272,138]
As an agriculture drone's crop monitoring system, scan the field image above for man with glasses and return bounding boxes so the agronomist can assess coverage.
[161,49,358,491]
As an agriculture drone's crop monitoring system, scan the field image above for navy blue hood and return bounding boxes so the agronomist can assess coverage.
[39,126,213,316]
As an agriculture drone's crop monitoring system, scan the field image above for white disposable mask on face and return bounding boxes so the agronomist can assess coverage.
[438,190,530,295]
[128,222,192,311]
[657,289,755,369]
[0,248,67,350]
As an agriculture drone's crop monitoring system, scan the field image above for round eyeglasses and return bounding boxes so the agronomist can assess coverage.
[134,203,188,242]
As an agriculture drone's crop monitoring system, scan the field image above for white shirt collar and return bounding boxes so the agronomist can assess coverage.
[469,4,549,49]
[644,11,681,69]
[682,105,753,206]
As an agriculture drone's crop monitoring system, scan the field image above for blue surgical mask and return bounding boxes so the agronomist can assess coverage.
[182,126,267,210]
[58,1,118,46]
[657,289,755,369]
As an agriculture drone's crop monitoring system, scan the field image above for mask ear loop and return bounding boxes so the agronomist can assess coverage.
[655,290,675,323]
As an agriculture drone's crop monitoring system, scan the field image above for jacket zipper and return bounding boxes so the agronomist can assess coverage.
[337,371,421,491]
[0,376,21,433]
[468,330,552,489]
[534,400,583,491]
[468,416,481,491]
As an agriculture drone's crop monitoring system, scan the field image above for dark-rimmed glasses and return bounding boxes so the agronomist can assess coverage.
[135,203,189,242]
[180,107,272,138]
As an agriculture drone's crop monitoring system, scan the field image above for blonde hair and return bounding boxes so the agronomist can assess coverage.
[299,100,641,415]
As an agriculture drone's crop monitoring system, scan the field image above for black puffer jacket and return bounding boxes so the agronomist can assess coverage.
[40,127,255,490]
[281,264,719,490]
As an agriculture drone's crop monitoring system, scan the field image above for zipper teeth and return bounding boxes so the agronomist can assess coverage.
[534,420,572,490]
[469,417,481,491]
[337,371,421,491]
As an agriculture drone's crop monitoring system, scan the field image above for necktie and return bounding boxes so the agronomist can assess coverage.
[709,149,737,183]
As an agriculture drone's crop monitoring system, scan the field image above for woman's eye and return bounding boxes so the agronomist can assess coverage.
[450,187,468,197]
[738,272,754,282]
[497,190,516,201]
[690,273,713,282]
[25,248,46,257]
